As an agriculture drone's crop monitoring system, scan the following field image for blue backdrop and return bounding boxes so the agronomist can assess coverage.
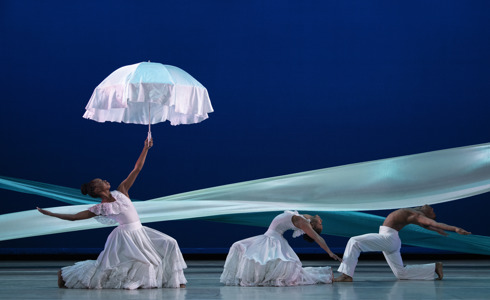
[1,0,489,254]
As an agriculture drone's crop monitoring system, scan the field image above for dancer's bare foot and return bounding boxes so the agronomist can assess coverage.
[57,270,66,288]
[334,273,353,282]
[179,284,186,288]
[435,262,443,280]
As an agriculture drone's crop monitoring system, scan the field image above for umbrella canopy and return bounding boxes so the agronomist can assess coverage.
[83,62,213,127]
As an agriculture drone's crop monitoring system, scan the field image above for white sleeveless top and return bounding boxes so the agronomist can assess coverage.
[265,210,310,238]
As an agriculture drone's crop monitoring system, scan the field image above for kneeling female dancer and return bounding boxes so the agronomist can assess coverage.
[220,210,342,286]
[37,138,187,289]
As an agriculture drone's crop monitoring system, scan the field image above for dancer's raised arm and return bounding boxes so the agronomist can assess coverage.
[117,138,153,197]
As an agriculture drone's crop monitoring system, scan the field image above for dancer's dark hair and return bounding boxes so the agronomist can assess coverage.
[303,224,322,243]
[81,180,98,198]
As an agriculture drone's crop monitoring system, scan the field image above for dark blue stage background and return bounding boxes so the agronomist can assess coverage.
[1,1,489,255]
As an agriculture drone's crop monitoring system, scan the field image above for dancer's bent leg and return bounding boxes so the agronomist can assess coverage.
[337,232,389,280]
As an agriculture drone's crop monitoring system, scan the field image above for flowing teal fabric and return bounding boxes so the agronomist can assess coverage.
[1,142,490,255]
[0,176,98,205]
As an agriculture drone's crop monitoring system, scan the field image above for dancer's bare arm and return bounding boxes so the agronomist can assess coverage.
[295,218,342,262]
[37,207,96,221]
[117,138,153,197]
[423,225,449,236]
[411,214,471,236]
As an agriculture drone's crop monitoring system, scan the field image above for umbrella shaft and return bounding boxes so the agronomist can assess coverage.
[148,102,151,136]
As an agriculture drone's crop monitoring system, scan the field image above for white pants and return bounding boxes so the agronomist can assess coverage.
[337,226,435,280]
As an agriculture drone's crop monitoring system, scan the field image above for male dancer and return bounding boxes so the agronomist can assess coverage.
[334,205,471,281]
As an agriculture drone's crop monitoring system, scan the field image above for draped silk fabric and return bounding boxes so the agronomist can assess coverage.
[1,143,490,254]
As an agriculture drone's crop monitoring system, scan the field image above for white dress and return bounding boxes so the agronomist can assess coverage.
[220,211,332,286]
[61,191,187,289]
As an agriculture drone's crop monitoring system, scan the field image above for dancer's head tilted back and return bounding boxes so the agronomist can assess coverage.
[81,178,111,198]
[303,215,323,243]
[415,204,436,220]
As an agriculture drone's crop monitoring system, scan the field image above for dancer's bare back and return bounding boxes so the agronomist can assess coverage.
[383,208,426,231]
[383,205,471,235]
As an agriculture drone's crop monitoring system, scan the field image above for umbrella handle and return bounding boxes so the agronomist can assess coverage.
[148,102,152,142]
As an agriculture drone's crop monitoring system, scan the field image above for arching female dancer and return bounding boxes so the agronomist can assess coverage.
[220,210,342,286]
[37,138,187,289]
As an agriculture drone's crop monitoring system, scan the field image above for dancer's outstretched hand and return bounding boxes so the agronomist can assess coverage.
[329,252,342,262]
[37,207,52,216]
[456,227,471,235]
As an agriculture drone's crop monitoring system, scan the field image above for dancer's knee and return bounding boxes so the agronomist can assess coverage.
[347,237,362,250]
[164,237,179,250]
[172,238,181,249]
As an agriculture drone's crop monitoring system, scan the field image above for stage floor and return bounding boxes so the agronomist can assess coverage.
[1,259,489,300]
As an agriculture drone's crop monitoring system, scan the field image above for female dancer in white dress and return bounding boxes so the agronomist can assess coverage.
[37,138,187,289]
[220,210,342,286]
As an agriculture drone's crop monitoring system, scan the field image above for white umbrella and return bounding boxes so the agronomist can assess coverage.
[83,62,213,138]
